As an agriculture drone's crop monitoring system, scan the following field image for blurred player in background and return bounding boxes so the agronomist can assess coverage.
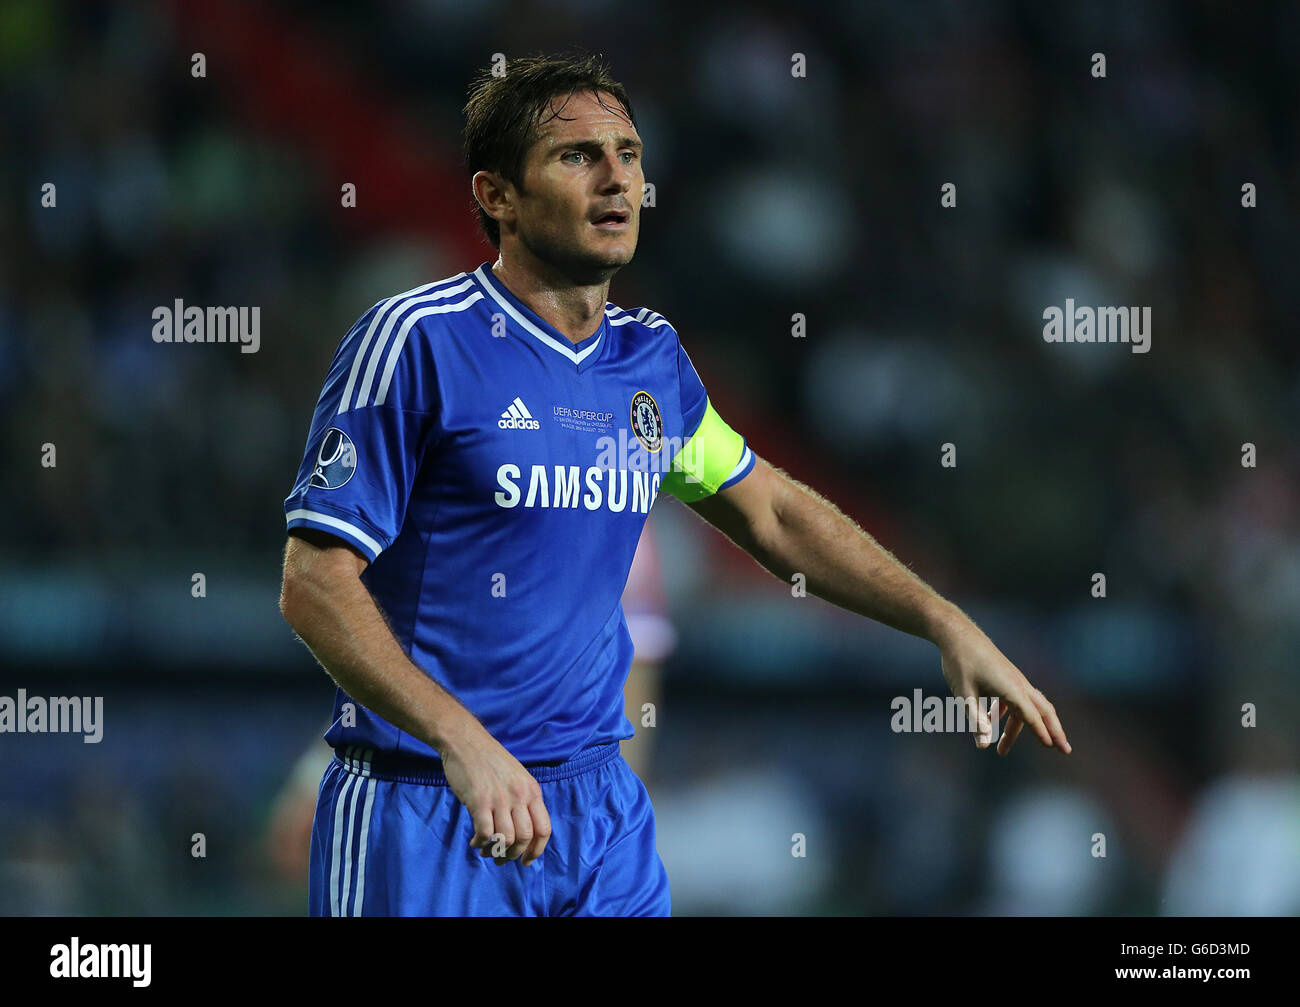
[618,521,676,783]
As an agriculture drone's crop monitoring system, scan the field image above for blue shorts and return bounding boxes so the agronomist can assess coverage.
[308,742,671,916]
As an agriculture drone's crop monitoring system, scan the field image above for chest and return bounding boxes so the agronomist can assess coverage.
[428,341,680,512]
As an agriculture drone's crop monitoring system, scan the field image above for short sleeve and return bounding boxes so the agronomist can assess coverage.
[283,302,439,560]
[660,328,756,503]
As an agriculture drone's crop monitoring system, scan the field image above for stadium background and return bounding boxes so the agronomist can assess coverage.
[2,0,1298,915]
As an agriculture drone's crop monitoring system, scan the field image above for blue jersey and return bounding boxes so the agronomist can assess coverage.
[284,261,755,765]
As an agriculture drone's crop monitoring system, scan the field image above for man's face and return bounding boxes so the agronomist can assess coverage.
[504,89,643,280]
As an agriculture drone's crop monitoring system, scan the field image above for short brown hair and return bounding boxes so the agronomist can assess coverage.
[462,50,637,249]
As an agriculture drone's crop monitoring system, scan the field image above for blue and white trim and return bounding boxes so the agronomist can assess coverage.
[606,305,673,331]
[285,508,384,561]
[473,264,604,366]
[719,444,755,489]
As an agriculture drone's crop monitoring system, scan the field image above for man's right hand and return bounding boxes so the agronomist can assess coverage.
[280,531,553,867]
[439,725,553,868]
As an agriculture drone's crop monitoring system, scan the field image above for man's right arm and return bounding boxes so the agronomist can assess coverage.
[278,529,552,866]
[279,528,476,755]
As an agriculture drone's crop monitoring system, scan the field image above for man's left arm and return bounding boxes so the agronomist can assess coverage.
[685,455,1071,756]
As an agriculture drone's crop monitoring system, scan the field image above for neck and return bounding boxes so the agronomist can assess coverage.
[491,252,612,346]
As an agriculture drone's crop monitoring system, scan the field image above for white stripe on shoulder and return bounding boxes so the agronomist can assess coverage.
[634,308,668,327]
[355,281,478,409]
[335,303,383,353]
[608,306,673,330]
[606,304,638,326]
[372,292,483,406]
[337,274,471,414]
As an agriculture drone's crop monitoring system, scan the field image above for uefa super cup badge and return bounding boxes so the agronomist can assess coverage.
[630,390,663,452]
[309,427,357,489]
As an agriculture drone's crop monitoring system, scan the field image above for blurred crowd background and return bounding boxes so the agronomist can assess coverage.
[2,0,1298,915]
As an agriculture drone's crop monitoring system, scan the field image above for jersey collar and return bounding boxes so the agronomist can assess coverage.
[472,262,607,371]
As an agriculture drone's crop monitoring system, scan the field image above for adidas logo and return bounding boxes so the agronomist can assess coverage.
[498,396,541,430]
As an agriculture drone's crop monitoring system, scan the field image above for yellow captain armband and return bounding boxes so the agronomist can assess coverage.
[660,398,751,503]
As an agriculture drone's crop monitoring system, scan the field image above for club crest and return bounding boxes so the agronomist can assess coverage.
[630,390,662,452]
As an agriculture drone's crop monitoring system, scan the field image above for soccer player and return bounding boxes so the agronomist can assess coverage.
[279,53,1071,917]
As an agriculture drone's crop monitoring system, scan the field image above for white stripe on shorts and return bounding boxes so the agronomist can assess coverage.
[351,751,376,915]
[329,768,359,917]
